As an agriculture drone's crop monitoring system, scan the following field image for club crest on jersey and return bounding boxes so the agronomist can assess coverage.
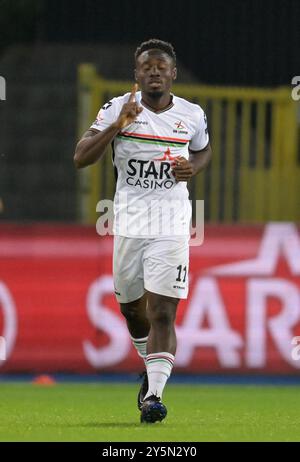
[173,120,188,135]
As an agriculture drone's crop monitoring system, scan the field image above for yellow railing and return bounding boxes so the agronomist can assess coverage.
[77,63,299,224]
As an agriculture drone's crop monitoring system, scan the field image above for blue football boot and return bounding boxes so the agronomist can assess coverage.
[140,395,167,423]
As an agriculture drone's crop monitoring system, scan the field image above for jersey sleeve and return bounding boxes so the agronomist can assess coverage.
[90,98,120,131]
[189,107,209,151]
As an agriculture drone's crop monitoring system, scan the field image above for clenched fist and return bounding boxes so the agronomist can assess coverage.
[172,156,195,181]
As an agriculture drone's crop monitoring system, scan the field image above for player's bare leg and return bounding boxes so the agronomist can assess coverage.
[120,293,150,409]
[120,292,150,339]
[146,292,179,355]
[139,292,179,422]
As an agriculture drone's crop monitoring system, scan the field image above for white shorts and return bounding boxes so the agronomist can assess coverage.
[113,235,189,303]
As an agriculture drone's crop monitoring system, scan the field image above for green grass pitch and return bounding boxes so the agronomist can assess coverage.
[0,382,300,441]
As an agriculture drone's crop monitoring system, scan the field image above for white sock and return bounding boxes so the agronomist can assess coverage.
[130,336,148,364]
[144,352,175,400]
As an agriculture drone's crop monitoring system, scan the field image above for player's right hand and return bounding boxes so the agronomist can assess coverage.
[115,84,143,129]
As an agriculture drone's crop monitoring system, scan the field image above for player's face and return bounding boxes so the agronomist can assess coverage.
[135,50,177,97]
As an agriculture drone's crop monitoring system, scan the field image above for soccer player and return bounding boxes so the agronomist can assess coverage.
[74,39,212,423]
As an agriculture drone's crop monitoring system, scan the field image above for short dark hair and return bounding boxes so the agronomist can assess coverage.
[135,39,176,64]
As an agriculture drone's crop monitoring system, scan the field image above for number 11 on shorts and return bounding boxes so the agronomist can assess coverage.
[176,265,187,282]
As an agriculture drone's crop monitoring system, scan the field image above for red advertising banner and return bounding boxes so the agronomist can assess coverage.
[0,223,300,374]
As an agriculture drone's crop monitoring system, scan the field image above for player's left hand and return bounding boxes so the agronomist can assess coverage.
[172,156,194,181]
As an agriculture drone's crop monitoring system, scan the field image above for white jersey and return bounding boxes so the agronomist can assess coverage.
[90,91,209,238]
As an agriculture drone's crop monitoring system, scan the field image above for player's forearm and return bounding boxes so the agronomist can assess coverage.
[189,144,212,176]
[74,123,121,169]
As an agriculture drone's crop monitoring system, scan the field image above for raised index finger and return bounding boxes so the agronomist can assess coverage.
[128,83,138,103]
